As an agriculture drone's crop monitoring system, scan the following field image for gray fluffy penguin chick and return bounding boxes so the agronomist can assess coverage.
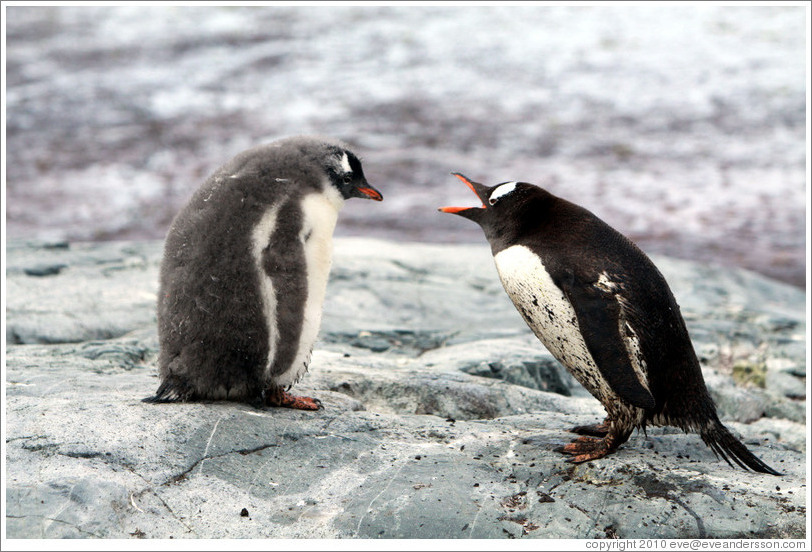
[439,173,779,475]
[146,136,383,410]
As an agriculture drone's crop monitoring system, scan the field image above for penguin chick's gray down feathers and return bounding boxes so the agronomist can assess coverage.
[146,136,383,410]
[439,173,780,475]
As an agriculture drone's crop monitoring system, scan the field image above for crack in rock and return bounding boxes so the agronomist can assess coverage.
[163,443,280,486]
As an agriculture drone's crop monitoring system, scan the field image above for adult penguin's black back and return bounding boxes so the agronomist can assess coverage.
[146,136,382,410]
[440,174,780,475]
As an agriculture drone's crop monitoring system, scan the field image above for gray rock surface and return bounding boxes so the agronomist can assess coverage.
[4,239,807,539]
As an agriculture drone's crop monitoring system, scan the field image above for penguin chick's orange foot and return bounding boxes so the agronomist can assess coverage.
[556,434,622,463]
[570,419,611,437]
[264,386,322,410]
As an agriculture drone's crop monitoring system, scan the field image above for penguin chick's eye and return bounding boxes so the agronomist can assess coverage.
[342,174,353,184]
[489,181,518,206]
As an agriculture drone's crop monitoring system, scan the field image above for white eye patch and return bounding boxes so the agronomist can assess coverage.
[339,152,352,174]
[489,182,518,205]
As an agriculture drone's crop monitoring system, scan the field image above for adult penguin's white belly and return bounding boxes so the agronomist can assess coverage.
[493,244,645,405]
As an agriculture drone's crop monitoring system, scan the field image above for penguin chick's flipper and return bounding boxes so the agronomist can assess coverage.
[557,270,656,410]
[264,385,322,411]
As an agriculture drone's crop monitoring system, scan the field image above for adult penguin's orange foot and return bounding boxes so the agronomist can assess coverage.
[556,434,622,463]
[570,419,611,437]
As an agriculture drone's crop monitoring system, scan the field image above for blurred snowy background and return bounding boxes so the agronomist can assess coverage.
[4,5,807,287]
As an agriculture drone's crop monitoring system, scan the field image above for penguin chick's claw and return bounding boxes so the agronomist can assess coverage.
[264,387,322,411]
[557,435,620,463]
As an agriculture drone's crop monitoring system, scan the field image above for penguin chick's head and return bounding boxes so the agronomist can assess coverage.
[325,148,383,202]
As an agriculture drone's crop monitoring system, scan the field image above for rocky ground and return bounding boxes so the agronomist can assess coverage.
[4,239,807,539]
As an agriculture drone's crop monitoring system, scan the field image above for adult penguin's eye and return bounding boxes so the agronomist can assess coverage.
[342,174,352,184]
[489,181,518,206]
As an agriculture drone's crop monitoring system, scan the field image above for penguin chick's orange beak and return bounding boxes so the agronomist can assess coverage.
[357,186,383,201]
[438,173,487,213]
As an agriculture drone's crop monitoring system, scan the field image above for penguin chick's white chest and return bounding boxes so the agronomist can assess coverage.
[493,245,615,402]
[281,187,344,386]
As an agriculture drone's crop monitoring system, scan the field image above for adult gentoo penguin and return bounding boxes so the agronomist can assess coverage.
[146,136,383,410]
[439,173,780,474]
